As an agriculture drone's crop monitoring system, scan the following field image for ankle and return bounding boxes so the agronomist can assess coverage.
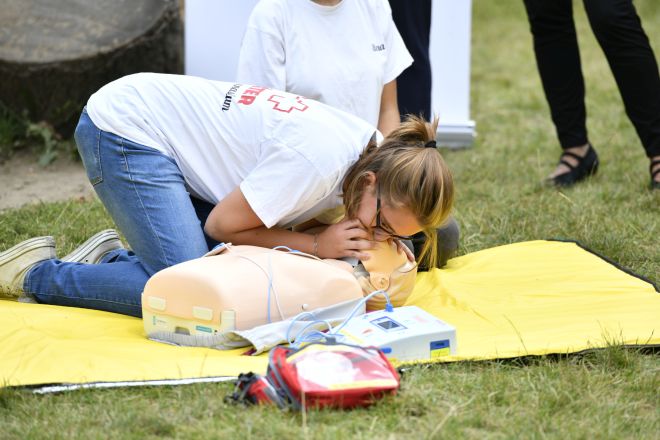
[649,156,660,186]
[564,143,590,157]
[651,156,660,170]
[548,143,599,186]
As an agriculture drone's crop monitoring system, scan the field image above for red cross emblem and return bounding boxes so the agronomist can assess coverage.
[267,94,309,113]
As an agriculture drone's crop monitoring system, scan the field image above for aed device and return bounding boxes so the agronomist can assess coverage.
[338,306,457,362]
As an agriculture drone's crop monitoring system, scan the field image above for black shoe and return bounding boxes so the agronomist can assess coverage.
[650,158,660,190]
[547,144,599,187]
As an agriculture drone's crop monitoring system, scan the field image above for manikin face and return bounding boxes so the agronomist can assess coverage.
[356,172,422,240]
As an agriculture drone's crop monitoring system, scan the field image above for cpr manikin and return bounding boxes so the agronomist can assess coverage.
[140,239,417,351]
[353,240,418,311]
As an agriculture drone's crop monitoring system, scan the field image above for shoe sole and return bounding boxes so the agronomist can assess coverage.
[61,230,123,264]
[0,237,56,266]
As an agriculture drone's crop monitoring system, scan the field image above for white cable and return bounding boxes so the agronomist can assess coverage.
[236,254,286,322]
[285,311,324,344]
[288,319,334,346]
[285,290,393,347]
[330,290,391,335]
[266,254,286,321]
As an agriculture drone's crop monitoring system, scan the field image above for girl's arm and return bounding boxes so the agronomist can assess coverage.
[291,218,326,233]
[377,80,401,137]
[204,186,373,260]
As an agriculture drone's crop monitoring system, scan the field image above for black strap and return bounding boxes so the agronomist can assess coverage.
[560,151,584,161]
[225,372,260,405]
[269,353,300,410]
[559,159,577,170]
[650,159,660,178]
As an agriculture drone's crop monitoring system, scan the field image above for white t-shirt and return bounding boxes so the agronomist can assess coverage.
[86,73,376,229]
[236,0,413,127]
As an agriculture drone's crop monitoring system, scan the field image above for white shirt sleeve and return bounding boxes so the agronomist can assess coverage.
[236,2,286,89]
[239,145,329,228]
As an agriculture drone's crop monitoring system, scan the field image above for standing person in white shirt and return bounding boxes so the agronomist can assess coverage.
[236,0,412,137]
[237,0,460,268]
[0,73,454,316]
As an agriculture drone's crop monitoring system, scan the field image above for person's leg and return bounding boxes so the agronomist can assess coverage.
[584,0,660,185]
[23,110,210,316]
[524,0,588,150]
[388,0,432,120]
[523,0,600,185]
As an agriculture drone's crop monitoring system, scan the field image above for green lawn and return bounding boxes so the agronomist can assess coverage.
[1,0,658,438]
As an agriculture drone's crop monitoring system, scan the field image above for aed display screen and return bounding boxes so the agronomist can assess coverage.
[372,317,406,331]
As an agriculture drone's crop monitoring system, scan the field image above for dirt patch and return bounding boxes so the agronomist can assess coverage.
[0,151,94,212]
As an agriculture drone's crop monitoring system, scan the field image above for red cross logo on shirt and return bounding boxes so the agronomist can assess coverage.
[267,94,309,113]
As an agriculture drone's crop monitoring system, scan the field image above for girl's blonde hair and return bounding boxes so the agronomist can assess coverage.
[342,115,454,268]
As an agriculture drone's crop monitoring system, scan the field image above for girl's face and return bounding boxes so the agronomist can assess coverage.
[356,173,422,240]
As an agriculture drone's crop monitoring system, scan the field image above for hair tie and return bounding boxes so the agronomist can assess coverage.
[424,140,437,149]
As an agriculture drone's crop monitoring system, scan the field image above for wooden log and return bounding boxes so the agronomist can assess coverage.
[0,0,183,137]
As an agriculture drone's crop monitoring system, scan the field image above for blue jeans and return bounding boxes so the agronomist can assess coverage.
[24,110,214,317]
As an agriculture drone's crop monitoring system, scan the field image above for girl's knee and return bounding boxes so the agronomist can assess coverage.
[435,218,460,267]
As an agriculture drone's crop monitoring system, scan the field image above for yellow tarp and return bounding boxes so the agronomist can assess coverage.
[1,240,658,388]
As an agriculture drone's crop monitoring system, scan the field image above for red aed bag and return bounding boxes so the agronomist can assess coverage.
[228,341,400,409]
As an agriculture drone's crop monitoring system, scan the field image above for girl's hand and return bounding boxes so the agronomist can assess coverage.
[317,218,373,260]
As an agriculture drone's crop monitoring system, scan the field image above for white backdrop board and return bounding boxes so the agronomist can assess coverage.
[430,0,475,147]
[184,0,258,85]
[185,0,475,147]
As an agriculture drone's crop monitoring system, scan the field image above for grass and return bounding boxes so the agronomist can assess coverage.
[0,349,657,439]
[0,0,659,438]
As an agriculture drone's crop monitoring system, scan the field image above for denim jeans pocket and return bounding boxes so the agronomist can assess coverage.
[74,111,103,186]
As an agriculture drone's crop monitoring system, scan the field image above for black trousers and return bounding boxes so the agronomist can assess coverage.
[523,0,660,158]
[389,0,432,120]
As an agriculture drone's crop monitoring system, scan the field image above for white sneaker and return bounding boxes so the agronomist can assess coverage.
[61,229,124,264]
[0,236,56,299]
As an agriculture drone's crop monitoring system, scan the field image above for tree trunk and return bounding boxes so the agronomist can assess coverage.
[0,0,183,137]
